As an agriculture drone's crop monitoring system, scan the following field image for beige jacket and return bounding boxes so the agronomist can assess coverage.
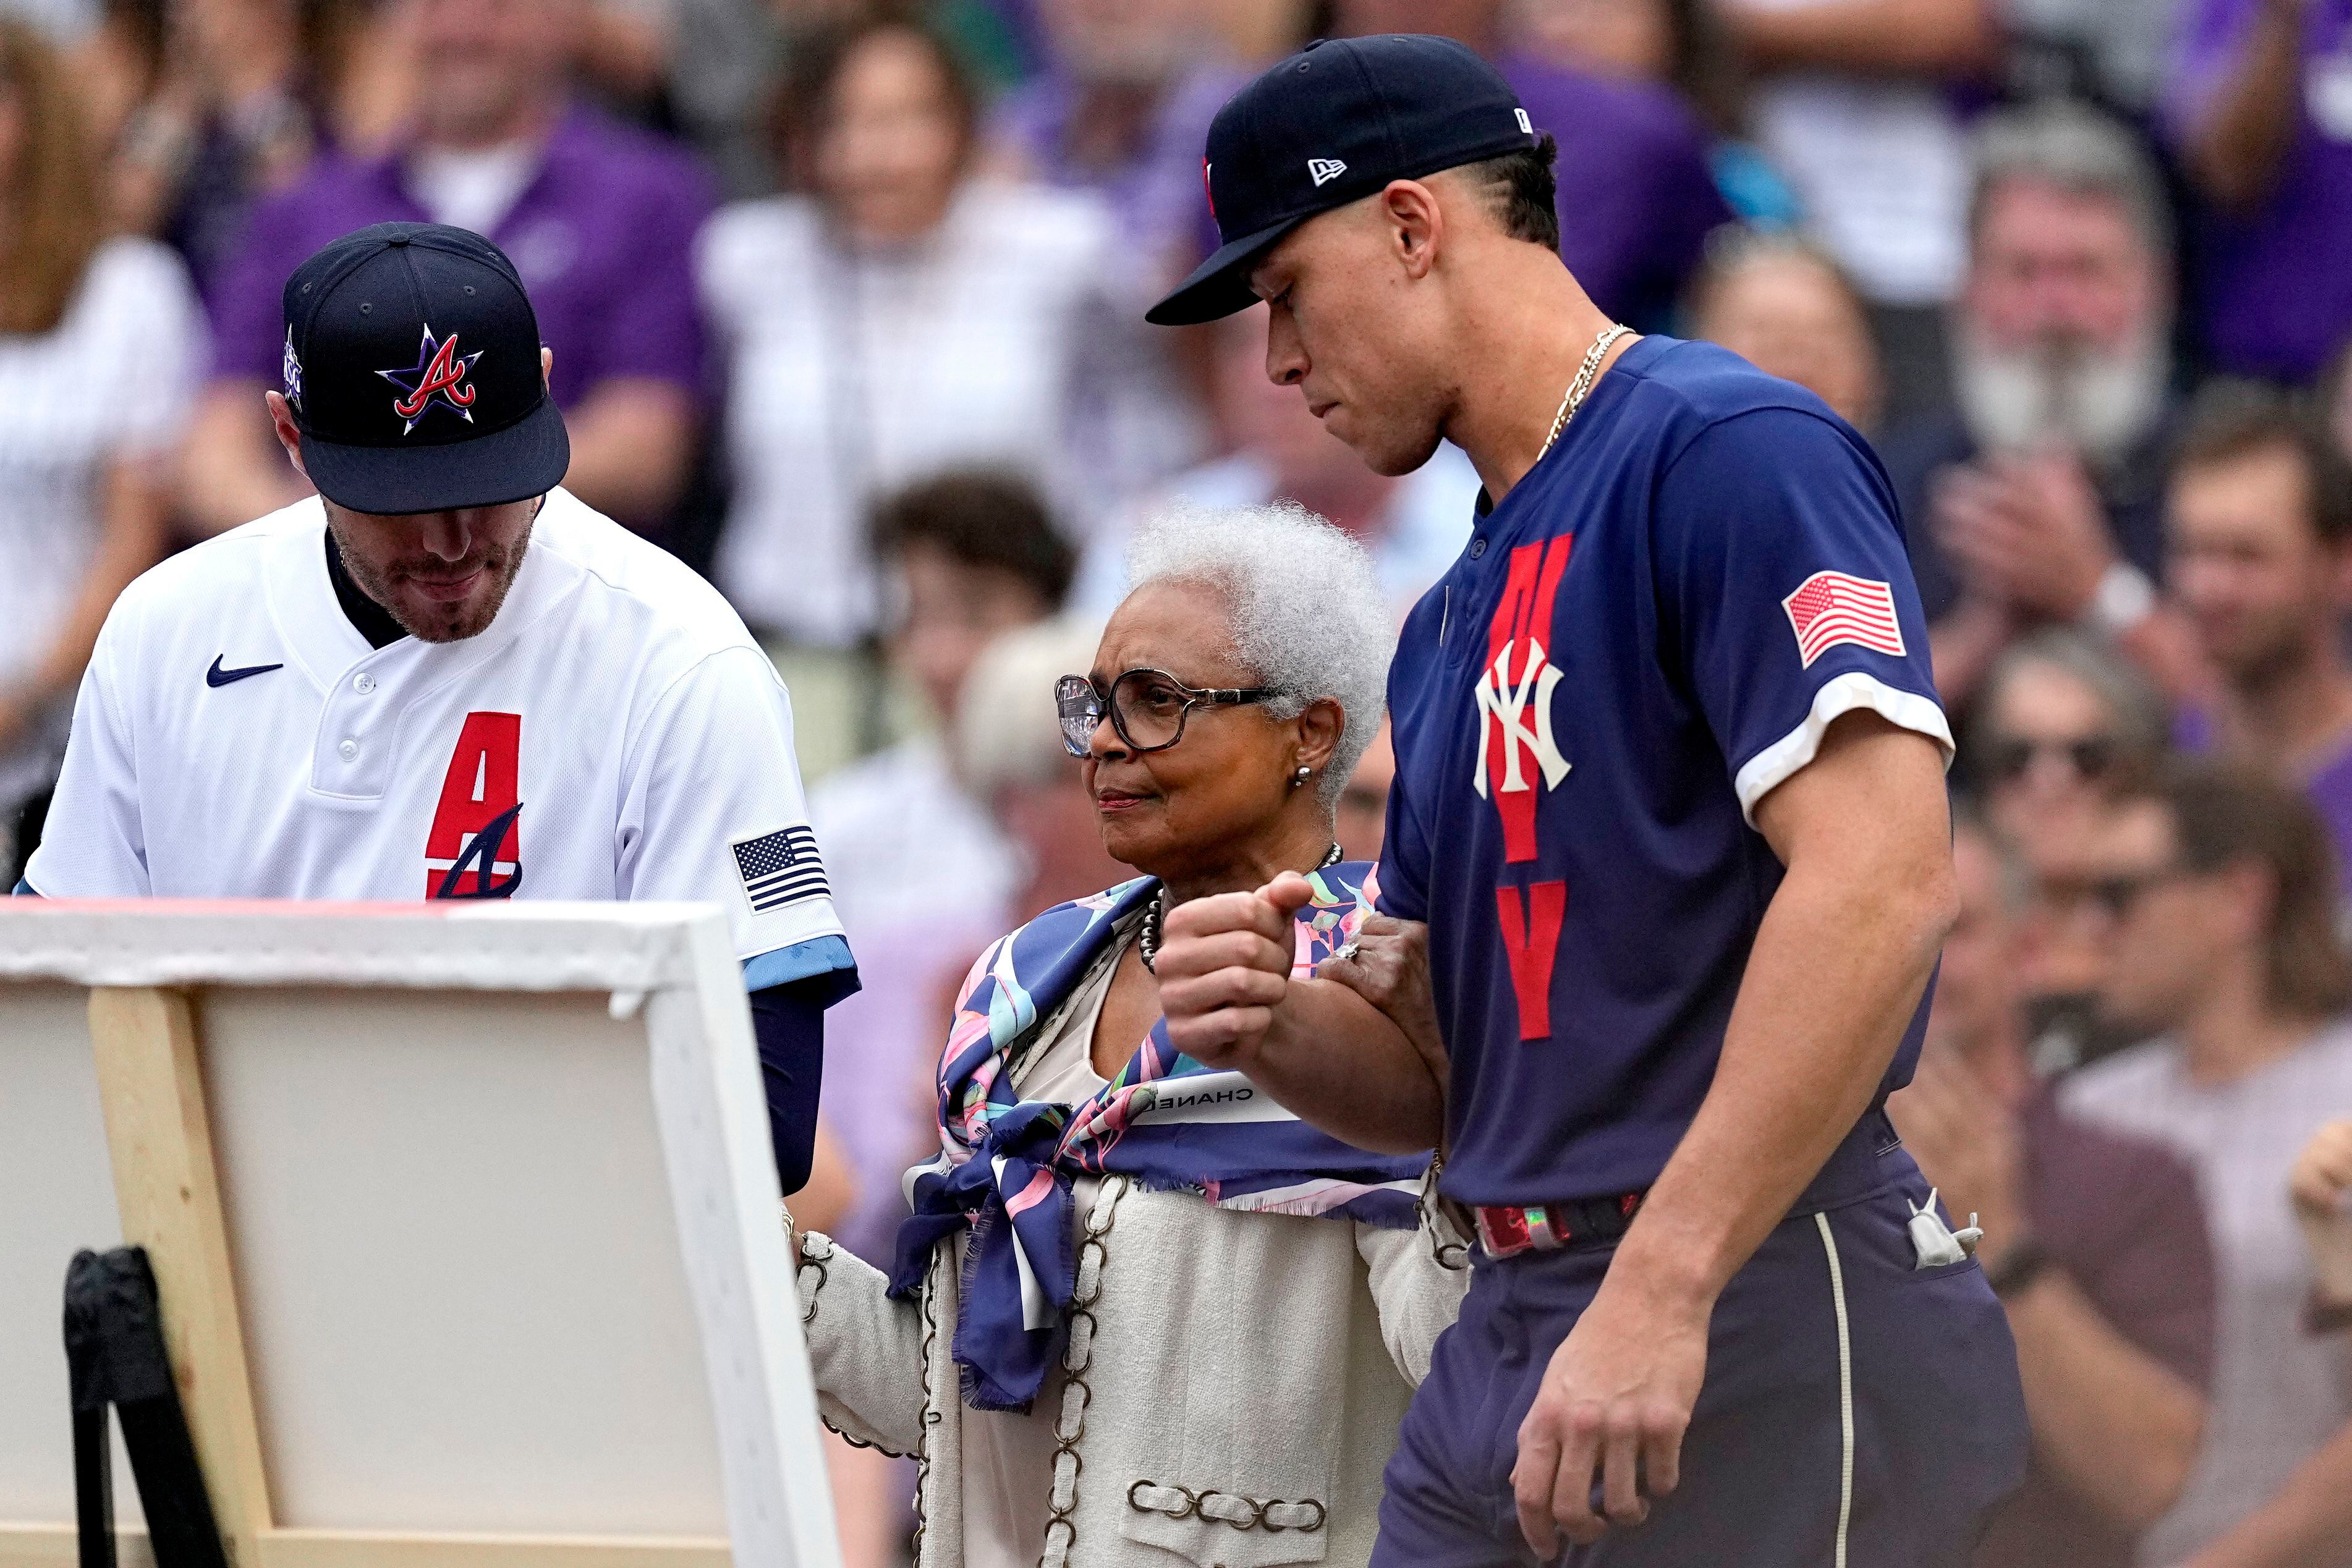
[796,1177,1470,1567]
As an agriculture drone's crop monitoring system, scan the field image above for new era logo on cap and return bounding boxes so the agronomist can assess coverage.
[1147,35,1540,326]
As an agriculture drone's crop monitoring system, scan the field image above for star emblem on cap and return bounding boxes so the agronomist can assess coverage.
[376,324,484,435]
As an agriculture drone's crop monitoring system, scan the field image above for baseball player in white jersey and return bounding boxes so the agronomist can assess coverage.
[18,222,856,1189]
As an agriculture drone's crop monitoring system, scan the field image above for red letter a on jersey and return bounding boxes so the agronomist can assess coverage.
[425,711,522,897]
[1495,881,1566,1040]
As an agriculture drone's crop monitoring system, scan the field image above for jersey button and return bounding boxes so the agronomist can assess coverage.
[1469,537,1488,559]
[354,672,377,695]
[338,738,359,761]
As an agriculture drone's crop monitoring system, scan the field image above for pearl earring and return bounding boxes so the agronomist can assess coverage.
[1293,765,1312,789]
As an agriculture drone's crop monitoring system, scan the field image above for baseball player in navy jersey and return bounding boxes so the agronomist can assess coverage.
[1149,37,2027,1565]
[15,223,856,1193]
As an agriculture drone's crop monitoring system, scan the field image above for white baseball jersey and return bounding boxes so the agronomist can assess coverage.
[25,488,852,994]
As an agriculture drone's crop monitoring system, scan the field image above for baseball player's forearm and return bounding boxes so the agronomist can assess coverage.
[1611,718,1956,1308]
[1255,976,1447,1155]
[749,982,826,1194]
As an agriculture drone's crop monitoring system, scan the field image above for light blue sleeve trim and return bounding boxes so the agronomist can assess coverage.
[741,934,856,993]
[12,878,37,896]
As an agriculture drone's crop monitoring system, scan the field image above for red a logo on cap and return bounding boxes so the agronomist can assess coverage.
[378,324,485,436]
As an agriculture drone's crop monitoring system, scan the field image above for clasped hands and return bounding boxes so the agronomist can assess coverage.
[1154,871,1707,1554]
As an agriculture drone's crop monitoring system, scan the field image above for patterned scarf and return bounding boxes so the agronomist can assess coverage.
[888,862,1430,1411]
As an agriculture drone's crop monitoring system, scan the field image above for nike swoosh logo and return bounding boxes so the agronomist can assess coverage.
[206,656,284,688]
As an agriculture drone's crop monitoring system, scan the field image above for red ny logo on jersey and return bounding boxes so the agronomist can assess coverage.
[1477,538,1574,1041]
[425,711,522,898]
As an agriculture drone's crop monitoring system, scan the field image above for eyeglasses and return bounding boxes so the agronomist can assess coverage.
[1054,668,1279,758]
[2070,870,2192,922]
[1986,733,2120,785]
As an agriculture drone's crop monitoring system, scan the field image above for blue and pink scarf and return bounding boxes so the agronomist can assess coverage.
[888,863,1430,1411]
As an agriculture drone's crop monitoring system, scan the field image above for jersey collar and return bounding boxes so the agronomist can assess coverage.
[262,492,585,693]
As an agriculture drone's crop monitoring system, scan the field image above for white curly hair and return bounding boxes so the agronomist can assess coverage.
[1124,502,1396,812]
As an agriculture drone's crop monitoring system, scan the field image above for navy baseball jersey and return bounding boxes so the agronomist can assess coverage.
[1377,336,1951,1208]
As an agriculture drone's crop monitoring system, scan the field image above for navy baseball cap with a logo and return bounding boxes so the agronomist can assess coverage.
[1146,34,1538,326]
[279,222,570,515]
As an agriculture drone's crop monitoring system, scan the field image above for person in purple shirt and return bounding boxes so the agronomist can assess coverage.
[987,0,1242,286]
[1334,0,1731,330]
[2169,0,2352,380]
[2164,383,2352,899]
[182,0,712,539]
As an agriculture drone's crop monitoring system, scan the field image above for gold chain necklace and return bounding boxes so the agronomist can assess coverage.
[1537,323,1634,463]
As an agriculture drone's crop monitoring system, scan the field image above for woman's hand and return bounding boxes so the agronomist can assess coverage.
[1155,873,1317,1070]
[1318,913,1445,1091]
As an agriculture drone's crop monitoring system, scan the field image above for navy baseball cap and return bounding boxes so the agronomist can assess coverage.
[279,222,570,515]
[1146,35,1537,326]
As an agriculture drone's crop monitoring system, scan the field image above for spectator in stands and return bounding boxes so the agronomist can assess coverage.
[1999,0,2186,116]
[2168,0,2352,382]
[2061,764,2352,1565]
[1974,630,2170,879]
[2167,383,2352,894]
[1509,0,1803,226]
[1972,632,2172,1069]
[0,19,200,884]
[108,0,410,295]
[182,0,710,537]
[2167,1119,2352,1567]
[986,0,1237,289]
[700,12,1166,648]
[1717,0,1998,422]
[807,470,1072,1268]
[1333,0,1731,331]
[1070,305,1475,616]
[1893,812,2215,1568]
[1687,229,1885,433]
[1882,104,2191,708]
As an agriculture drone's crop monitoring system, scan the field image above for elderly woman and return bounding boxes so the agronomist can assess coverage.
[791,506,1467,1568]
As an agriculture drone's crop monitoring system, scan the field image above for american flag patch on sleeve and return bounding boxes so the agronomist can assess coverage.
[731,825,830,914]
[1781,570,1907,668]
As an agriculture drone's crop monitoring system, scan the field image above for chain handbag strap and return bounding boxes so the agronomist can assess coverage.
[1537,323,1634,463]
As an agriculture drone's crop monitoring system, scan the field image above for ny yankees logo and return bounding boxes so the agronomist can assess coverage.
[378,324,483,434]
[1477,536,1574,1041]
[1476,536,1574,862]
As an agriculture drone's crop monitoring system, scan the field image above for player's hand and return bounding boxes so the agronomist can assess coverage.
[1154,871,1315,1070]
[1318,913,1445,1090]
[1513,1269,1709,1553]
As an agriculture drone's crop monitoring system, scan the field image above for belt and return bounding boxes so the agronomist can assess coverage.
[1473,1191,1647,1259]
[1464,1109,1909,1263]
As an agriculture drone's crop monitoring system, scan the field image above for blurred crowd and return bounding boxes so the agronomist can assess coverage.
[7,0,2352,1561]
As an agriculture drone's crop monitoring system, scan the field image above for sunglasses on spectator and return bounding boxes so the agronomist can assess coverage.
[1055,668,1278,758]
[2072,865,2192,920]
[1985,734,2120,785]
